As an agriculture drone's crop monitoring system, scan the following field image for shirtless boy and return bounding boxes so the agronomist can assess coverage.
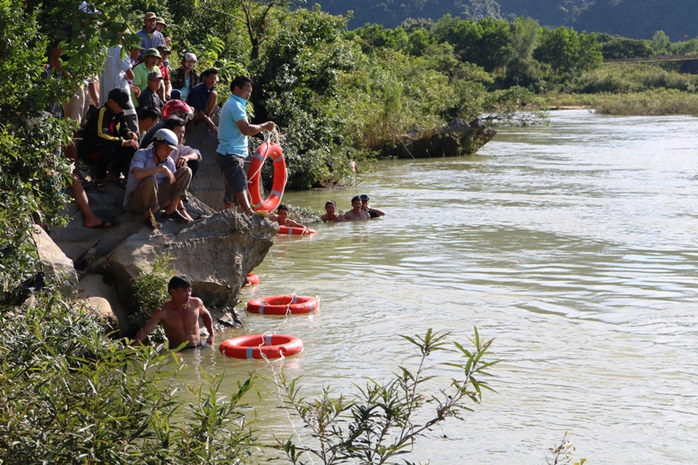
[135,275,214,349]
[321,200,344,222]
[268,204,306,228]
[343,196,371,221]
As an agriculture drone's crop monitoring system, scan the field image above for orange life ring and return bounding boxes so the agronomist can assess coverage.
[247,141,287,212]
[244,273,260,286]
[246,294,319,315]
[278,225,316,235]
[219,334,303,360]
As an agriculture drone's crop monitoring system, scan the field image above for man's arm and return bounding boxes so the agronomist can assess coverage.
[133,163,175,183]
[198,300,215,345]
[236,118,275,136]
[285,219,305,228]
[134,308,164,343]
[369,207,385,217]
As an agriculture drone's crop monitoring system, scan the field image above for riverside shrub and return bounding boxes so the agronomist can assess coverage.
[0,295,256,464]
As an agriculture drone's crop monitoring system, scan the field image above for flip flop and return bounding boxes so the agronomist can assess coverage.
[87,218,112,229]
[162,210,190,223]
[95,181,106,194]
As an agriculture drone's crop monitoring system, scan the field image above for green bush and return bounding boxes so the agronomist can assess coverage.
[129,253,175,341]
[0,295,256,464]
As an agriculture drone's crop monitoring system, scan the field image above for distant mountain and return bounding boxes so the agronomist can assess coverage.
[312,0,698,40]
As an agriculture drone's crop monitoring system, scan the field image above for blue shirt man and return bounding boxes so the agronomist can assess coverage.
[215,76,275,215]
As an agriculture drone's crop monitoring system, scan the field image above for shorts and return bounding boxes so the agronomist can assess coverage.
[216,152,249,205]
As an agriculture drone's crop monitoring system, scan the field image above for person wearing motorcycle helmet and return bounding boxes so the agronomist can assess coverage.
[123,128,194,226]
[171,52,199,102]
[140,99,193,148]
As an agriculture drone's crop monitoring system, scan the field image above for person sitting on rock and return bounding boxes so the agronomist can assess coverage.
[163,116,202,179]
[135,274,214,350]
[187,67,218,133]
[137,106,161,141]
[171,52,199,102]
[360,194,385,218]
[132,48,161,108]
[140,99,193,149]
[343,195,371,221]
[78,87,140,191]
[321,200,344,222]
[268,204,307,229]
[156,45,172,100]
[138,72,164,111]
[123,128,193,227]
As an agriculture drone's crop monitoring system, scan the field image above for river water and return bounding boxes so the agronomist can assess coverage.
[179,110,698,464]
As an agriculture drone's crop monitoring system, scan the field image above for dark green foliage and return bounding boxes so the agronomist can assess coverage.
[315,0,698,42]
[432,15,514,72]
[251,9,359,188]
[533,27,603,80]
[597,34,653,59]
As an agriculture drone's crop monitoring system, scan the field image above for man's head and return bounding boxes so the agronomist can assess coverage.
[200,67,219,89]
[162,99,193,121]
[360,194,369,210]
[152,128,178,163]
[231,76,253,100]
[276,204,289,222]
[138,106,161,133]
[143,12,157,31]
[156,45,170,62]
[106,87,133,114]
[325,200,336,214]
[155,17,166,32]
[182,52,197,69]
[168,275,192,300]
[143,48,161,68]
[129,44,142,60]
[351,195,361,210]
[147,71,162,90]
[164,116,186,144]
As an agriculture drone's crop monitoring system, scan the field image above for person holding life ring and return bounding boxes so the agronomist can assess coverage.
[216,76,275,216]
[268,204,307,229]
[247,140,287,212]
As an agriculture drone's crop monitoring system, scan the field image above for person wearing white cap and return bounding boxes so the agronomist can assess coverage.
[123,128,193,226]
[171,52,199,102]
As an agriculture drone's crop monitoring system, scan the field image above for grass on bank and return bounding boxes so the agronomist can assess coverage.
[541,62,698,116]
[544,89,698,116]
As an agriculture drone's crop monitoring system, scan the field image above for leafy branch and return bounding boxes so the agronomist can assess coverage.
[271,327,498,464]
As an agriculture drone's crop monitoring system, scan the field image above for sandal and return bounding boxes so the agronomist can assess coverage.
[162,210,190,223]
[95,181,106,194]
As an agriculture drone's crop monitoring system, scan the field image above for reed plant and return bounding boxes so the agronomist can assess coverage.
[271,328,498,465]
[592,89,698,116]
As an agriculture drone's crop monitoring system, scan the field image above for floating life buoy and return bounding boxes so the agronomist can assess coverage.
[278,225,316,235]
[244,273,260,286]
[219,334,303,360]
[246,294,319,315]
[248,141,287,212]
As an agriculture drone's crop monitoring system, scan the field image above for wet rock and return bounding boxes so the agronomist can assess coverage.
[383,118,496,159]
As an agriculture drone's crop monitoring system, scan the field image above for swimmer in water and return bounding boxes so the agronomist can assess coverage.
[267,204,307,228]
[321,200,344,222]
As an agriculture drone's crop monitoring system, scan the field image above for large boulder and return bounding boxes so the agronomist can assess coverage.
[49,182,215,271]
[108,210,275,308]
[384,118,496,159]
[186,107,226,210]
[31,225,78,298]
[77,274,128,335]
